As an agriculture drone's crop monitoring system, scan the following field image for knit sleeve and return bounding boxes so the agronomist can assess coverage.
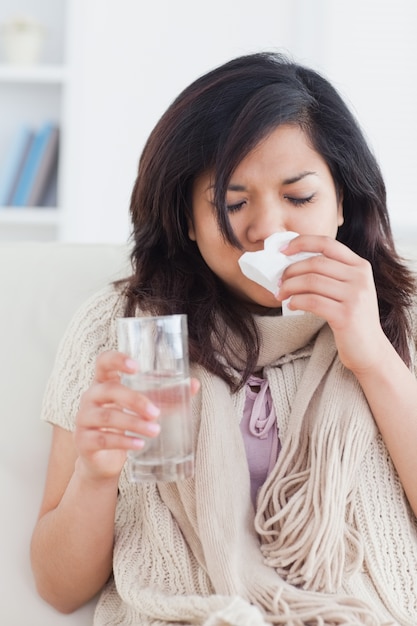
[41,284,126,432]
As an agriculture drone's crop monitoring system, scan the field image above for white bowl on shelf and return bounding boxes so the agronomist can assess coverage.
[1,16,45,66]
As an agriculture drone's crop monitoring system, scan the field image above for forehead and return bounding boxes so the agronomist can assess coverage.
[237,124,315,162]
[193,124,329,196]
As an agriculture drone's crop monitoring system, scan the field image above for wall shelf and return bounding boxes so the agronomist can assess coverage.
[0,208,60,225]
[0,0,68,242]
[0,64,67,84]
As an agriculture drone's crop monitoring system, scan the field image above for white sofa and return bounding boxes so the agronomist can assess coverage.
[2,239,416,626]
[0,242,130,626]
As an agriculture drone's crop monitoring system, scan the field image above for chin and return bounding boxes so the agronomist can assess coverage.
[240,288,282,312]
[228,280,282,309]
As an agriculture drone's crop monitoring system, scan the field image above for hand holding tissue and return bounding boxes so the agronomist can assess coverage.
[238,231,318,315]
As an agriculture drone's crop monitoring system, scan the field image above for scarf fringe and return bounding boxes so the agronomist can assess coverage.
[250,582,389,626]
[256,362,375,593]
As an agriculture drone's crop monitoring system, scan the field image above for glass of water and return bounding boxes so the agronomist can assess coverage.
[117,314,194,482]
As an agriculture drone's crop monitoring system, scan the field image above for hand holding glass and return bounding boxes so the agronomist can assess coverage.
[117,315,194,482]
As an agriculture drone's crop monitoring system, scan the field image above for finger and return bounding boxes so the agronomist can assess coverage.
[281,235,357,265]
[284,293,347,327]
[285,287,376,333]
[75,427,146,454]
[82,380,160,421]
[279,272,348,305]
[94,350,138,383]
[280,256,373,303]
[282,254,352,284]
[77,405,161,438]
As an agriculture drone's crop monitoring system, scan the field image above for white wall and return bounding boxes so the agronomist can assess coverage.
[61,0,296,242]
[61,0,417,246]
[314,0,417,248]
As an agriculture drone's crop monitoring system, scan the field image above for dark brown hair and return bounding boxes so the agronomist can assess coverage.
[123,51,416,389]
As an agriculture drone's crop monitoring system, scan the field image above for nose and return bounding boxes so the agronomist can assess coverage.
[246,198,286,245]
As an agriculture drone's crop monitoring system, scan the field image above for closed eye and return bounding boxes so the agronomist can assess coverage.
[226,200,247,213]
[285,194,315,206]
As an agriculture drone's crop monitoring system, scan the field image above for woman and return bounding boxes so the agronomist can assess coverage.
[31,52,417,625]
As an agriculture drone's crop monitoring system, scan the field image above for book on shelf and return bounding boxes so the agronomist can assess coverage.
[11,122,60,208]
[27,124,59,207]
[0,125,34,207]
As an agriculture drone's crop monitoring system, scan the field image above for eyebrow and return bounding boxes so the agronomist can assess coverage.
[225,170,318,191]
[282,170,318,185]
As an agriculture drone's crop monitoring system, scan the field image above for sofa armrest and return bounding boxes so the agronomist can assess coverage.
[0,242,130,625]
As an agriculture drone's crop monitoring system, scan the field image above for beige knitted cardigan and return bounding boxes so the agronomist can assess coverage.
[42,285,417,626]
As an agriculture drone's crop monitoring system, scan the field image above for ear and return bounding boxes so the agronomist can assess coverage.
[187,217,196,241]
[337,190,344,227]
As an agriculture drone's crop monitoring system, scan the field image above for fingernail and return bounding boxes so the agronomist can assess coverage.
[131,438,144,449]
[125,358,138,371]
[279,244,289,252]
[146,422,161,435]
[274,279,282,299]
[147,403,160,418]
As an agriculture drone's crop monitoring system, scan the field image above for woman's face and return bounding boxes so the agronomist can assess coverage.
[189,124,344,308]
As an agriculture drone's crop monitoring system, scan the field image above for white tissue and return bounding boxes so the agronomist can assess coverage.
[238,231,317,316]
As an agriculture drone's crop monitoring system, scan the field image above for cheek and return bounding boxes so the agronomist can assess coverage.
[191,219,225,264]
[225,212,248,245]
[300,209,341,239]
[195,231,242,279]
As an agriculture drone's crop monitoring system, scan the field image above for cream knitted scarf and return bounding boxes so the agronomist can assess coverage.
[99,310,417,626]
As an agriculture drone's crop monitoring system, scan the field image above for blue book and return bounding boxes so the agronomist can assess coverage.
[27,125,59,206]
[11,122,58,207]
[0,126,34,207]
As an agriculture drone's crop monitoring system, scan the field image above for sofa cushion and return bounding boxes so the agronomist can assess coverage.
[0,242,130,625]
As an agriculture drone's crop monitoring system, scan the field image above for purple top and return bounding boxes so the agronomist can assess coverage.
[240,374,281,506]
